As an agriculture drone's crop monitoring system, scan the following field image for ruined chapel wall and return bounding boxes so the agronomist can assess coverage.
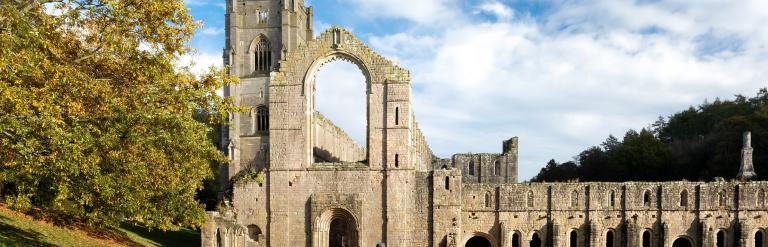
[312,112,366,162]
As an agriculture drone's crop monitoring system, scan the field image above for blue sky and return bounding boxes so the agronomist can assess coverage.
[182,0,768,181]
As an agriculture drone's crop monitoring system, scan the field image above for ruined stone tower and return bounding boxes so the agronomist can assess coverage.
[221,0,313,186]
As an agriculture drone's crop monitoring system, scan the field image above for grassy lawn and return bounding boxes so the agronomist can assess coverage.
[0,206,199,247]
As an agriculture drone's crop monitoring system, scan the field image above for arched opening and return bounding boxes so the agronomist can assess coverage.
[606,230,614,247]
[643,190,651,207]
[216,228,223,247]
[642,230,651,247]
[254,105,268,133]
[571,190,579,207]
[527,191,534,208]
[755,230,764,247]
[530,232,542,247]
[247,225,262,242]
[680,190,688,207]
[445,176,450,190]
[716,230,725,247]
[317,208,359,247]
[484,192,492,208]
[672,237,693,247]
[465,235,492,247]
[570,230,578,247]
[494,161,500,175]
[609,190,615,208]
[253,36,272,73]
[718,190,727,207]
[758,189,766,207]
[312,59,368,163]
[512,232,521,247]
[469,160,475,176]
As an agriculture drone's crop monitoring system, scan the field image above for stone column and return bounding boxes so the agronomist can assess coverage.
[738,131,757,180]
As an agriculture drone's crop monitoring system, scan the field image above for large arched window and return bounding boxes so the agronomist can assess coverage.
[256,105,269,132]
[254,36,271,73]
[680,190,688,207]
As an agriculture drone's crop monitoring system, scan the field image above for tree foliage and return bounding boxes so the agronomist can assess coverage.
[0,1,240,230]
[532,88,768,182]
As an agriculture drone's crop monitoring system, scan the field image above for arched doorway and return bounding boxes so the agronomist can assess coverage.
[570,230,578,247]
[329,217,356,247]
[606,230,614,247]
[316,208,359,247]
[531,232,542,247]
[672,237,693,247]
[465,235,492,247]
[512,232,521,247]
[716,230,725,247]
[642,230,651,247]
[756,230,764,247]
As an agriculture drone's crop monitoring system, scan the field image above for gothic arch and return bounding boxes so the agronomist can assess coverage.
[269,27,411,168]
[314,208,361,247]
[249,34,272,73]
[461,231,498,247]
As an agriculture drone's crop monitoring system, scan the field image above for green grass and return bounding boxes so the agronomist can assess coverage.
[0,206,200,247]
[117,224,200,247]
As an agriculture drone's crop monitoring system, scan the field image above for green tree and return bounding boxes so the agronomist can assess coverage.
[0,1,240,230]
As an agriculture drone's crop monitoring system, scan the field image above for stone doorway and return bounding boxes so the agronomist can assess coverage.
[315,207,360,247]
[672,237,693,247]
[465,235,492,247]
[329,216,357,247]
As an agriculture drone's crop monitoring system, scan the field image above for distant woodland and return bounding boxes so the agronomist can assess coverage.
[532,88,768,182]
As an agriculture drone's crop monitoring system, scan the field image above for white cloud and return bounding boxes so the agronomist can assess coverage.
[176,52,222,77]
[338,0,462,25]
[356,1,768,180]
[201,27,224,36]
[475,1,514,21]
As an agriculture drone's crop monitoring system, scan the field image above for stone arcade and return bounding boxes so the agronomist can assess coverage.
[202,1,768,246]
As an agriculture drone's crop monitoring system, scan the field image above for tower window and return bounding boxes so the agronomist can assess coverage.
[527,191,534,208]
[395,107,399,125]
[718,190,727,207]
[254,37,272,73]
[468,160,475,176]
[493,160,500,176]
[444,176,450,190]
[609,190,615,208]
[395,154,399,168]
[759,189,766,207]
[643,190,651,207]
[571,190,579,207]
[257,9,269,24]
[484,192,491,207]
[680,190,688,207]
[256,105,269,132]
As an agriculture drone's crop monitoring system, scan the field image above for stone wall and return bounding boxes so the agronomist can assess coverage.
[312,112,366,162]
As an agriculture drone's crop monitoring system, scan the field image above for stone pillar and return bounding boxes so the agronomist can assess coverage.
[738,131,757,180]
[590,221,599,247]
[501,222,509,247]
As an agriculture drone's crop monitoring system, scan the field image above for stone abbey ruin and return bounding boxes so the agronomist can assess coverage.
[201,1,768,247]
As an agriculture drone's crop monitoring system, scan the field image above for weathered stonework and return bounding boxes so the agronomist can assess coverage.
[203,1,768,247]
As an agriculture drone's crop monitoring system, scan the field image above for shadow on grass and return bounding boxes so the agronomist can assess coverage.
[0,214,54,247]
[119,223,200,247]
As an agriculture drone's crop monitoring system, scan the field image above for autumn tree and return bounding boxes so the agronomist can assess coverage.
[0,0,240,230]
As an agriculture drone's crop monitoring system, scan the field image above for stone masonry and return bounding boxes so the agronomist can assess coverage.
[201,1,768,247]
